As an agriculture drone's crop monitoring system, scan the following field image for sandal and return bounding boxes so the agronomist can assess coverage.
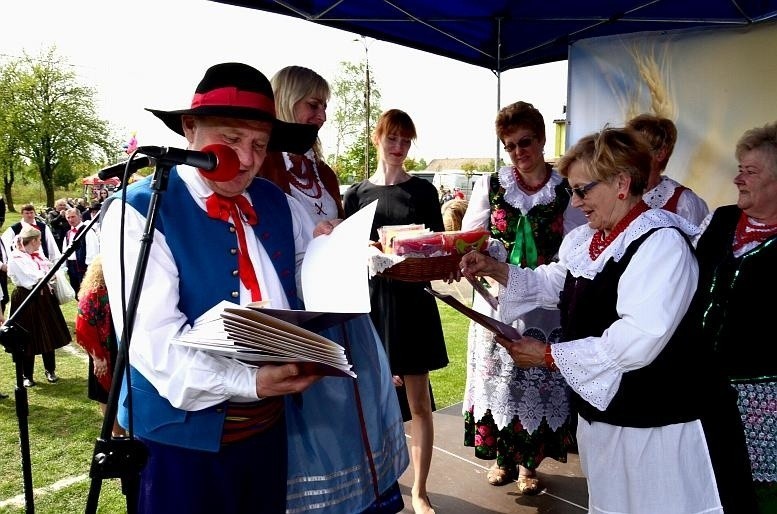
[487,464,515,486]
[516,475,541,495]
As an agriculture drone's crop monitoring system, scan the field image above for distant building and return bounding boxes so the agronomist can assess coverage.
[426,158,493,171]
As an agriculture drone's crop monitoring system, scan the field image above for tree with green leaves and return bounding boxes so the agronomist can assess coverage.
[0,58,26,210]
[404,157,428,171]
[328,60,381,184]
[0,47,121,208]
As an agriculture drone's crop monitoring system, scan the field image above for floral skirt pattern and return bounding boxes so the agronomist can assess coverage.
[463,407,573,470]
[735,381,777,482]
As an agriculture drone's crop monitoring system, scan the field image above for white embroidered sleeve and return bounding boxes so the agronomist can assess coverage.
[498,260,567,321]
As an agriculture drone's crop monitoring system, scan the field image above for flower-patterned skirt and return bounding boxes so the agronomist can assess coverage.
[464,407,573,470]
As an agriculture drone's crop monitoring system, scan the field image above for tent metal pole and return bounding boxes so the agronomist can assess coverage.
[495,17,502,173]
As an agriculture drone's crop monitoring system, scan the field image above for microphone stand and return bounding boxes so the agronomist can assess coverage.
[85,158,174,514]
[0,211,102,513]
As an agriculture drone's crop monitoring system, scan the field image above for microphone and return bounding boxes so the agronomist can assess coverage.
[97,156,154,181]
[96,144,240,183]
[137,144,240,182]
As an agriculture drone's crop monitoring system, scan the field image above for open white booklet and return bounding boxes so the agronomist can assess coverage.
[171,200,378,378]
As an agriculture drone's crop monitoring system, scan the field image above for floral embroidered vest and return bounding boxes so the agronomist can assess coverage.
[487,168,570,267]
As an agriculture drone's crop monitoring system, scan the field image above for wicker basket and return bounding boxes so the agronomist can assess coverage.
[378,253,463,282]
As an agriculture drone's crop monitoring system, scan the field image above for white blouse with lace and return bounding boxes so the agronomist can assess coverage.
[499,209,725,512]
[642,175,709,226]
[282,150,339,225]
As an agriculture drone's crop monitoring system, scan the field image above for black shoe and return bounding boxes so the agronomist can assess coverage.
[23,378,35,388]
[0,392,8,400]
[45,371,59,383]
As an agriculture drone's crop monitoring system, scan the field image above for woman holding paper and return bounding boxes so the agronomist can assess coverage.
[460,126,757,512]
[459,101,585,493]
[262,66,409,514]
[343,109,448,514]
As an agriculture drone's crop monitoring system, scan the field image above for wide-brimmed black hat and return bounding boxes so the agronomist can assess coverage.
[146,62,317,154]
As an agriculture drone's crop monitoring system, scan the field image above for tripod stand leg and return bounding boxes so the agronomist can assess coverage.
[13,359,36,512]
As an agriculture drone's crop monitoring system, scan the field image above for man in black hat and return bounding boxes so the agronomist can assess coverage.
[100,62,324,513]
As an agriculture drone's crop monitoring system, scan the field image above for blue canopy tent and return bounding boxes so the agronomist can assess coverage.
[209,0,777,166]
[208,1,777,72]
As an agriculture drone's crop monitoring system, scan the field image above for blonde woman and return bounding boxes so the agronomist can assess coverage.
[259,65,344,222]
[7,225,71,387]
[261,65,409,514]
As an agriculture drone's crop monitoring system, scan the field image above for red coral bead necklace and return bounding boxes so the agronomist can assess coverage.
[589,201,649,260]
[514,166,550,193]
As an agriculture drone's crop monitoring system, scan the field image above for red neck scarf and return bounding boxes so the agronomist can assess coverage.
[205,193,262,302]
[29,251,45,269]
[733,211,777,253]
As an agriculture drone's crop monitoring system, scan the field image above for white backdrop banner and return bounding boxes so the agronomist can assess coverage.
[567,20,777,209]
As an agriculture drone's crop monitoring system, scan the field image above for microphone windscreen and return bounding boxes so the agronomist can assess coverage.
[199,144,240,182]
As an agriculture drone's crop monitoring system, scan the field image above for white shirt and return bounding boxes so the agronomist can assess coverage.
[8,248,52,290]
[101,165,312,411]
[1,221,62,261]
[282,150,339,225]
[642,175,710,226]
[61,222,100,265]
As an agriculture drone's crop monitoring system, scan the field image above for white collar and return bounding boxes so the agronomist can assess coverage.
[497,165,564,213]
[563,208,700,279]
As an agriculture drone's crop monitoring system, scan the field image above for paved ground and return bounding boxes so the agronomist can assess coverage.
[396,279,589,513]
[428,278,473,305]
[397,402,588,513]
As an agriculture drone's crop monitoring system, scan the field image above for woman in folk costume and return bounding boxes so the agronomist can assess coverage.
[684,121,777,508]
[626,113,709,225]
[260,65,343,220]
[259,65,408,514]
[75,253,125,437]
[460,101,585,494]
[7,225,71,387]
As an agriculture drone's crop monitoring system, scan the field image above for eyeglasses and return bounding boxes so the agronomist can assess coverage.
[503,136,535,153]
[565,180,600,199]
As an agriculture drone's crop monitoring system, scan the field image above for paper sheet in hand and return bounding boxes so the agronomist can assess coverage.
[425,287,521,340]
[301,200,377,313]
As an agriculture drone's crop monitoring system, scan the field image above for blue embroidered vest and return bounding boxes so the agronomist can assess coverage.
[117,168,299,451]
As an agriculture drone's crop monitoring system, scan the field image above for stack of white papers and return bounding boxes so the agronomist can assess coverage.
[173,303,357,378]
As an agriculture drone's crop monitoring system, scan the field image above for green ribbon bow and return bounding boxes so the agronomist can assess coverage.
[508,215,538,268]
